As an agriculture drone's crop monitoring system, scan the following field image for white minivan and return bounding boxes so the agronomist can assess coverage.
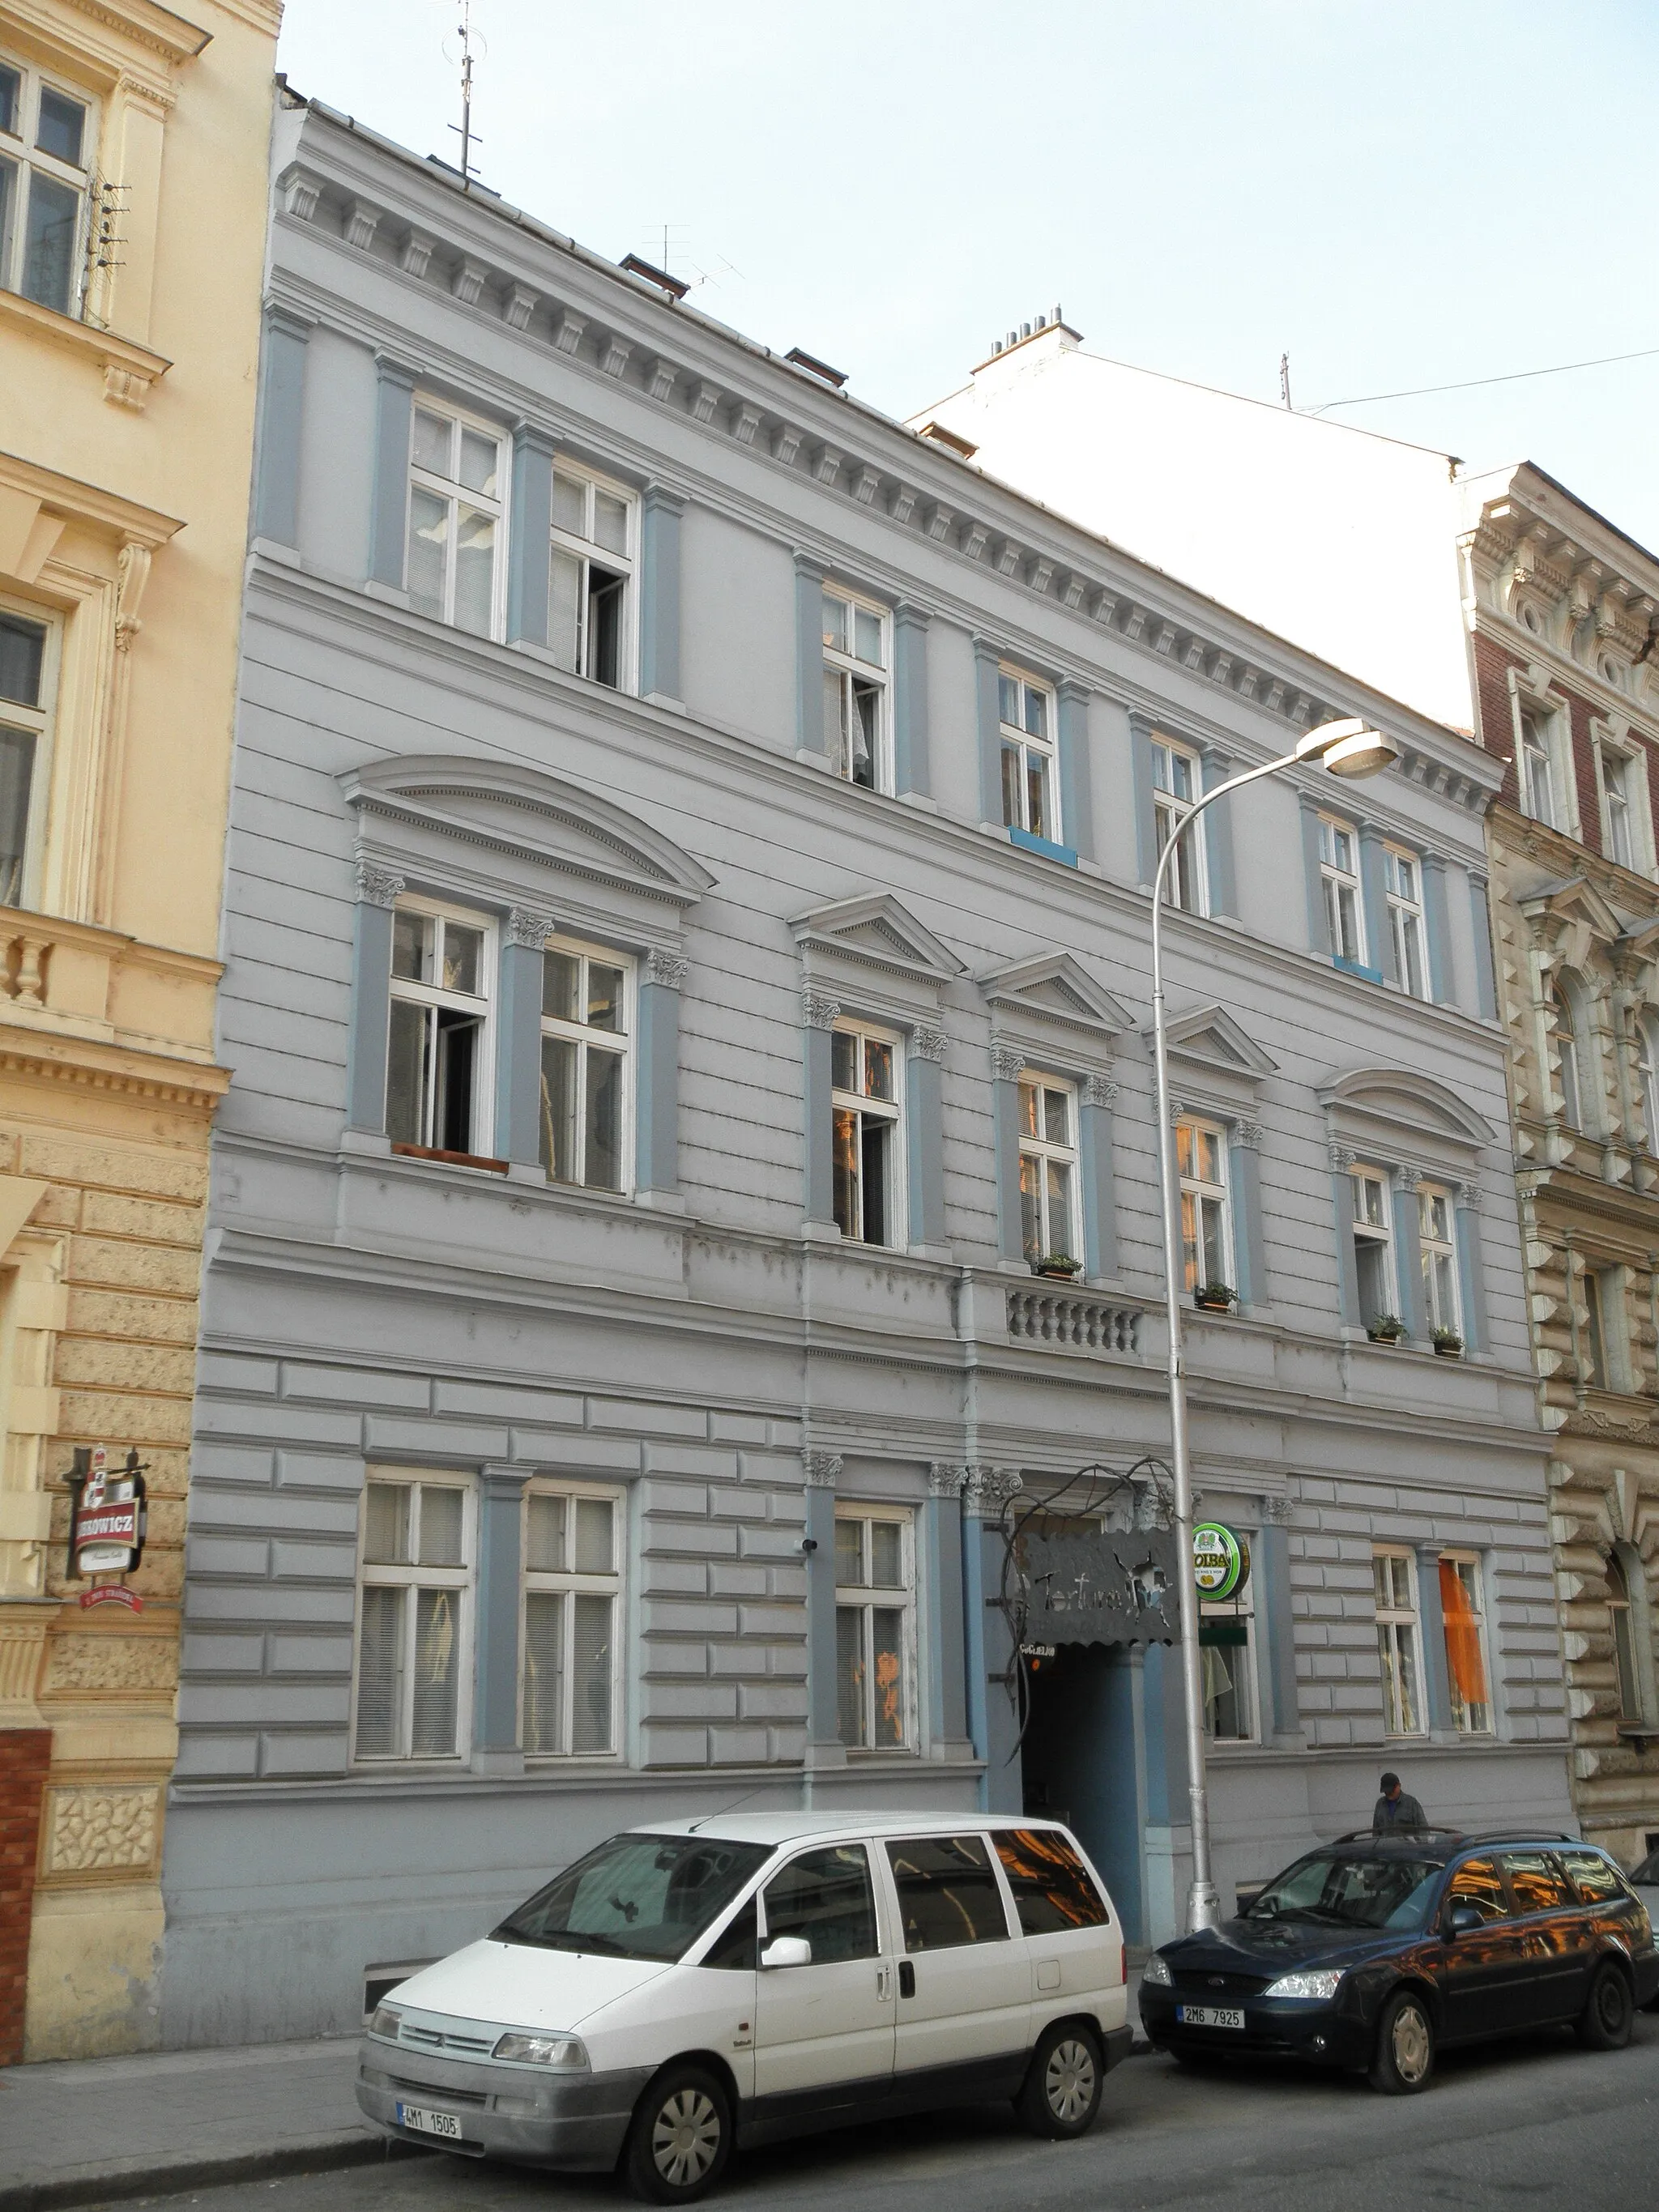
[356,1810,1132,2201]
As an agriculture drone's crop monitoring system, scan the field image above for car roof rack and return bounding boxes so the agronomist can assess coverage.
[1326,1827,1466,1847]
[1460,1830,1581,1847]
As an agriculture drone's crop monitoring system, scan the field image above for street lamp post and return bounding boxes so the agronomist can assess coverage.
[1151,718,1401,1933]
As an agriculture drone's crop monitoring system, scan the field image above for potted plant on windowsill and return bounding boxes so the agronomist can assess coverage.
[1033,1252,1082,1281]
[1432,1328,1465,1358]
[1193,1281,1235,1314]
[1367,1315,1406,1345]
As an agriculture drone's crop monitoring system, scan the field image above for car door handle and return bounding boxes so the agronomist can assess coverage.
[898,1960,915,1999]
[876,1965,890,1999]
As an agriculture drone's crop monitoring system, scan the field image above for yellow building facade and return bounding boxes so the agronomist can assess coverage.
[0,0,278,2058]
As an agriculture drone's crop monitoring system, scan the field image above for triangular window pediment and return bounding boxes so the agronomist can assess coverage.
[1158,1004,1277,1079]
[792,893,963,984]
[979,952,1133,1040]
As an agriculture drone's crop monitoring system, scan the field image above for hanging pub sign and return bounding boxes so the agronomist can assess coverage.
[69,1444,148,1610]
[1192,1521,1249,1603]
[1017,1524,1181,1646]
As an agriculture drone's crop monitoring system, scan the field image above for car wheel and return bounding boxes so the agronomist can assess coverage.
[1368,1989,1435,2095]
[1017,2021,1104,2138]
[1576,1962,1634,2052]
[623,2064,732,2204]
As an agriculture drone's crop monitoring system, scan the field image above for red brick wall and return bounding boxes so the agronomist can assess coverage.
[0,1730,51,2066]
[1471,630,1524,807]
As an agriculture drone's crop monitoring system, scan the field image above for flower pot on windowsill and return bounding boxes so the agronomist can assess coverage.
[1033,1255,1082,1281]
[1367,1316,1407,1345]
[1194,1284,1235,1314]
[1432,1332,1465,1359]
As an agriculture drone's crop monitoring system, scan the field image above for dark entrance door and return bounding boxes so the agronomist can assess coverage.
[1019,1641,1145,1940]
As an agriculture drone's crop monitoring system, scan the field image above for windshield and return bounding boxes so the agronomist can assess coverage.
[494,1834,771,1963]
[1247,1852,1444,1933]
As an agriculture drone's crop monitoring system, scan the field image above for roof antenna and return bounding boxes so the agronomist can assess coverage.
[1280,352,1294,410]
[443,0,484,190]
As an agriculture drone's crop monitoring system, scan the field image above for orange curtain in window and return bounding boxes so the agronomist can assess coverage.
[1439,1561,1489,1707]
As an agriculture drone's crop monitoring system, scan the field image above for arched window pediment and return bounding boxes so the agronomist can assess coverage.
[1318,1067,1493,1153]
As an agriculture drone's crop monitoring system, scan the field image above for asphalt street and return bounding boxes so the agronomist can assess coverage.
[111,2017,1659,2212]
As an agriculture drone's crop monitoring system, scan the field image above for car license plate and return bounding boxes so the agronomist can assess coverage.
[1176,2004,1244,2030]
[395,2102,463,2138]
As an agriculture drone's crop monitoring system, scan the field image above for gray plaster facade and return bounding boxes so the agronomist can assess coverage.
[161,97,1572,2046]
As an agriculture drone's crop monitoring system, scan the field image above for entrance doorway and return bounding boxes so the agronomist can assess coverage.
[1020,1641,1147,1939]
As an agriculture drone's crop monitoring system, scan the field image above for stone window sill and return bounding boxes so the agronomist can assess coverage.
[0,286,170,409]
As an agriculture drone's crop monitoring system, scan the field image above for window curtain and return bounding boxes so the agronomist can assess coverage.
[1438,1560,1489,1711]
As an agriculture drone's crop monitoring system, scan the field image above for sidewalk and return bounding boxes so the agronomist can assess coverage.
[0,2035,424,2212]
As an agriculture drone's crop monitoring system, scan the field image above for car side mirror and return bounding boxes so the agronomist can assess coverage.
[1446,1903,1483,1938]
[760,1936,812,1969]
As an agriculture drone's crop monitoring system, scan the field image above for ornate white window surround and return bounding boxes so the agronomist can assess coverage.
[1508,663,1579,841]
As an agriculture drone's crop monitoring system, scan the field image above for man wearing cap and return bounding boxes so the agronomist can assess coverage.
[1372,1771,1427,1833]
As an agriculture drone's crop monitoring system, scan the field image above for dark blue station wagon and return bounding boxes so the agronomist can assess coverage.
[1140,1831,1658,2093]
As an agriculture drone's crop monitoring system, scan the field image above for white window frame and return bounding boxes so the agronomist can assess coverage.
[1437,1551,1493,1737]
[999,663,1060,844]
[538,936,634,1195]
[352,1470,475,1764]
[1638,1010,1659,1154]
[1150,734,1206,914]
[520,1479,624,1761]
[406,396,509,639]
[386,895,497,1160]
[1373,1546,1425,1738]
[830,1018,905,1248]
[1601,743,1636,870]
[0,593,60,913]
[1176,1115,1232,1296]
[549,458,638,693]
[1318,814,1367,966]
[1201,1563,1258,1746]
[1418,1182,1462,1340]
[1582,1262,1628,1394]
[1383,846,1429,999]
[1608,1549,1643,1724]
[1350,1166,1397,1330]
[833,1505,917,1753]
[0,53,95,321]
[1518,708,1556,828]
[1017,1073,1081,1268]
[821,583,891,793]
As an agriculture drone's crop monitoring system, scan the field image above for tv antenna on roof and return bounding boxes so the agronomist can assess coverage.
[441,0,486,190]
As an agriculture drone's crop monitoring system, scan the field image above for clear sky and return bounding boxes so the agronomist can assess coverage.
[276,0,1659,552]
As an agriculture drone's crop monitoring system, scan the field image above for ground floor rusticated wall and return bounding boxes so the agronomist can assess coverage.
[0,1044,224,2061]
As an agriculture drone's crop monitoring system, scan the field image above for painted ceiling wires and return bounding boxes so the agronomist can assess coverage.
[1307,340,1659,416]
[993,1455,1176,1760]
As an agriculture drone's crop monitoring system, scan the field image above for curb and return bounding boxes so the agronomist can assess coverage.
[0,2130,429,2212]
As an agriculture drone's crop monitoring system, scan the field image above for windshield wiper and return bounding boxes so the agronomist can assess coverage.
[494,1925,632,1956]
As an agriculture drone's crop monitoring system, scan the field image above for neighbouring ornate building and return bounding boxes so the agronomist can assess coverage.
[1464,465,1659,1869]
[0,0,279,2059]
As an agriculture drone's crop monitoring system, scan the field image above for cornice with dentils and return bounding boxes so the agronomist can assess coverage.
[275,100,1503,814]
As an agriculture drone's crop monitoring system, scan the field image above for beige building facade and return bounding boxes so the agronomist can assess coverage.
[0,0,278,2059]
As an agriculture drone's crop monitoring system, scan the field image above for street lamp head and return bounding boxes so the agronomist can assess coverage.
[1294,717,1401,781]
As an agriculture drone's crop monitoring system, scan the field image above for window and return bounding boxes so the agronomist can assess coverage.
[1602,745,1636,871]
[884,1834,1009,1950]
[522,1484,621,1757]
[387,901,494,1158]
[762,1845,878,1962]
[1609,1550,1641,1723]
[1018,1076,1080,1267]
[1201,1578,1256,1745]
[1384,848,1428,999]
[1638,1013,1659,1153]
[830,1022,902,1247]
[0,608,49,908]
[1501,1852,1572,1915]
[1445,1857,1509,1925]
[821,586,889,791]
[1176,1117,1231,1294]
[999,667,1058,842]
[355,1474,471,1760]
[1554,989,1584,1130]
[1520,710,1556,828]
[1418,1184,1461,1337]
[0,58,91,319]
[992,1830,1110,1935]
[1438,1555,1491,1734]
[551,464,635,689]
[1582,1265,1625,1391]
[539,941,629,1192]
[1151,735,1205,913]
[1350,1168,1396,1328]
[407,402,505,637]
[1373,1549,1422,1737]
[834,1507,914,1750]
[1559,1848,1629,1906]
[1319,816,1365,965]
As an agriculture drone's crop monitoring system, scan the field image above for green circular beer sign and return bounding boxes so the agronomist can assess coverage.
[1193,1522,1249,1602]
